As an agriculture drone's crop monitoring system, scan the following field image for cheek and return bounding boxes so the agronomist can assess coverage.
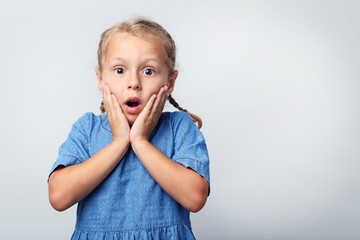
[106,79,122,92]
[147,86,162,97]
[148,78,168,93]
[105,84,123,102]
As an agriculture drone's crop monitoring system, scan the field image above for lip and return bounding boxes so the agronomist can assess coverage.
[125,97,141,114]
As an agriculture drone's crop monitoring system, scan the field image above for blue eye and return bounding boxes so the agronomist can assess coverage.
[115,67,125,74]
[143,68,155,76]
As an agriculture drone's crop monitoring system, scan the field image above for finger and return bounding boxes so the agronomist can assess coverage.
[151,87,163,112]
[160,86,169,107]
[102,84,109,112]
[104,85,114,115]
[143,94,157,116]
[151,86,167,116]
[111,94,123,114]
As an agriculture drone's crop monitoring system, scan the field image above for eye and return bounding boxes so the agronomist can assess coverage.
[114,67,125,74]
[143,68,155,76]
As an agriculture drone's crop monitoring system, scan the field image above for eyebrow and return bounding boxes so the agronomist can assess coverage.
[143,57,161,64]
[109,57,161,64]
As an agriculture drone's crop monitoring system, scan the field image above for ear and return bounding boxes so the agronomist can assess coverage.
[95,68,103,92]
[167,70,178,95]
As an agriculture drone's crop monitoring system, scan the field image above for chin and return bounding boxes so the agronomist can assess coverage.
[127,116,137,126]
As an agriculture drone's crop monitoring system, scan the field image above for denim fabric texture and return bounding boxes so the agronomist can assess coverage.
[50,111,210,239]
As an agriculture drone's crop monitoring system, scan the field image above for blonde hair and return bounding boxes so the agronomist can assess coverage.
[97,17,202,128]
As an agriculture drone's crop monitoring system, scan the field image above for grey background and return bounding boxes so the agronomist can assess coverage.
[0,0,359,239]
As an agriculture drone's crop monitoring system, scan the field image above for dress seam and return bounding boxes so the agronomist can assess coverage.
[75,223,189,233]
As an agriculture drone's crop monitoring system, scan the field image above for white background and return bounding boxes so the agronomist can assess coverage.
[0,0,359,239]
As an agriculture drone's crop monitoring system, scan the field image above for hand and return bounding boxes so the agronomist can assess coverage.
[101,83,130,144]
[130,86,169,144]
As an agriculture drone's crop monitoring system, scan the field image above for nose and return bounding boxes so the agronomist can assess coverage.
[127,73,141,90]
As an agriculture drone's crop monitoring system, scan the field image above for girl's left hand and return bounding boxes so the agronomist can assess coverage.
[130,86,168,143]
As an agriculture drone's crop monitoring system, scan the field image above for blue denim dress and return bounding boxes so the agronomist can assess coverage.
[50,111,210,239]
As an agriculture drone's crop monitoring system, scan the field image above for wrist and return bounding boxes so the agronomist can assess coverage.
[111,138,130,148]
[130,138,150,151]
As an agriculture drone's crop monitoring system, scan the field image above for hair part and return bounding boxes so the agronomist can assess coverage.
[97,17,202,128]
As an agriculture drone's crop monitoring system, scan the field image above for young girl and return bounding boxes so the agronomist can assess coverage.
[48,17,210,239]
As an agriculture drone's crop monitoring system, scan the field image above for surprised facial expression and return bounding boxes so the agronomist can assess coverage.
[96,33,176,125]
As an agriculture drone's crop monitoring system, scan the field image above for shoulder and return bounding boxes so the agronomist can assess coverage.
[72,112,96,128]
[160,111,202,139]
[162,111,195,127]
[71,112,108,133]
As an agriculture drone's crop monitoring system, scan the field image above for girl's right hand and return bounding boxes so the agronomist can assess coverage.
[101,83,130,144]
[49,85,131,211]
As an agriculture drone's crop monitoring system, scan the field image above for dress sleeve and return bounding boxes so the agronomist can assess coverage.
[48,113,91,178]
[171,112,210,191]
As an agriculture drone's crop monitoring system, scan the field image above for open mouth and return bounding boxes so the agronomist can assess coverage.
[127,101,139,107]
[125,97,140,108]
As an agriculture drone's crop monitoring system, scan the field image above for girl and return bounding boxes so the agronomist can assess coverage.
[48,17,210,239]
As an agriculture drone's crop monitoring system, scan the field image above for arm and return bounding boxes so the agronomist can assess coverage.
[49,84,130,211]
[130,87,209,212]
[48,140,129,211]
[131,140,208,212]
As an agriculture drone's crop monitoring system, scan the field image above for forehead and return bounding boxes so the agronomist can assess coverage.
[105,33,166,61]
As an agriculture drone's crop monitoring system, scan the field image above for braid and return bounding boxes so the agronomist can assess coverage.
[100,100,105,114]
[168,95,202,129]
